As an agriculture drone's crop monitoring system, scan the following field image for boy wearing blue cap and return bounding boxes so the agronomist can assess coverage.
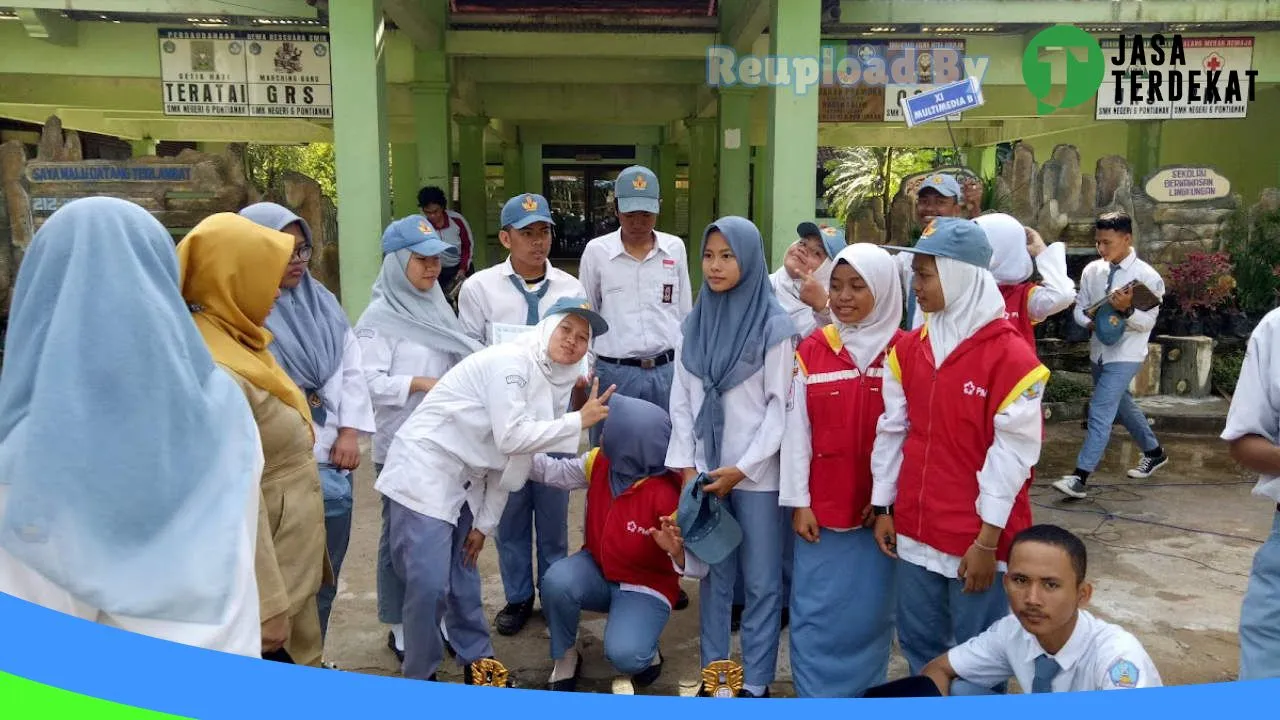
[457,193,590,637]
[1053,212,1168,500]
[578,166,691,421]
[898,174,966,331]
[871,217,1048,690]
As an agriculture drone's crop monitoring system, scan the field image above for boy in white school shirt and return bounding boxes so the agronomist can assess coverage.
[865,524,1161,696]
[456,193,589,638]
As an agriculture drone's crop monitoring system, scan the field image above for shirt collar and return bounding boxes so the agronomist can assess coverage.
[1018,609,1095,673]
[607,230,671,261]
[499,256,552,280]
[1114,249,1137,270]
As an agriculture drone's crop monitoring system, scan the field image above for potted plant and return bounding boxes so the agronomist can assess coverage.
[1166,251,1236,337]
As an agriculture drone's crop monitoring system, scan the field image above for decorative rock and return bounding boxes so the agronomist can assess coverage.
[887,193,913,247]
[63,131,82,162]
[1051,144,1083,216]
[1156,335,1213,398]
[37,116,65,162]
[1257,188,1280,215]
[1077,175,1097,219]
[1005,142,1037,221]
[1152,207,1234,225]
[1095,155,1131,213]
[1034,198,1069,245]
[1128,343,1163,397]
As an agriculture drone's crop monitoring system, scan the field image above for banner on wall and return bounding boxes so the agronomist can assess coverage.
[1095,36,1254,120]
[819,40,969,123]
[159,29,332,119]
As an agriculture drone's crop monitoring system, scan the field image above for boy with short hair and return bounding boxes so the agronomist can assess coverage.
[1053,212,1169,500]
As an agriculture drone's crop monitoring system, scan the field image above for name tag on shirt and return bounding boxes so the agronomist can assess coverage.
[490,321,591,379]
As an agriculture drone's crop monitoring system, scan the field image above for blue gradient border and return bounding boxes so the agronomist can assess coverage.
[0,590,1273,716]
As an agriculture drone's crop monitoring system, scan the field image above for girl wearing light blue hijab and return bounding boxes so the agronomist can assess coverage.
[239,202,376,644]
[665,215,796,698]
[0,197,264,656]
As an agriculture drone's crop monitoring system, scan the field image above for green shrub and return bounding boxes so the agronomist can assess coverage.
[1044,374,1092,403]
[1221,206,1280,316]
[1212,350,1245,396]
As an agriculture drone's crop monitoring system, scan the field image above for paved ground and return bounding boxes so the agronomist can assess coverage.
[322,423,1265,695]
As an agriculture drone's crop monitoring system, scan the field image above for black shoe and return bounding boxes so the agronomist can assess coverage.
[495,599,535,636]
[738,687,770,698]
[730,603,744,633]
[675,589,689,611]
[386,629,405,663]
[633,652,663,688]
[547,653,583,692]
[1128,452,1169,479]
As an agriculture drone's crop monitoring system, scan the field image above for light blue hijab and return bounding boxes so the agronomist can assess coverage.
[239,202,349,394]
[355,249,484,360]
[600,395,672,498]
[680,216,795,470]
[0,197,260,624]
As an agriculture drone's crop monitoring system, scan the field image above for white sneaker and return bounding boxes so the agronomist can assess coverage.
[611,676,636,695]
[1053,475,1088,499]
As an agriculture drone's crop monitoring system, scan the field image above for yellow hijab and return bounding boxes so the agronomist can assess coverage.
[176,213,314,440]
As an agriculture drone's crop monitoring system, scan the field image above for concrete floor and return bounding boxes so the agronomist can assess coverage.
[321,424,1267,694]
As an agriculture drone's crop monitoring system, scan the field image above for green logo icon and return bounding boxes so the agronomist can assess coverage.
[1021,25,1106,114]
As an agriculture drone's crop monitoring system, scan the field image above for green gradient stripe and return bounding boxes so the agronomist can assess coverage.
[0,671,190,718]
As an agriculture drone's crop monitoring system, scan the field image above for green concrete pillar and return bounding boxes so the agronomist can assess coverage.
[502,142,524,200]
[686,116,716,288]
[764,0,820,270]
[391,142,420,216]
[521,143,542,196]
[197,142,229,155]
[717,88,753,219]
[657,143,679,235]
[331,0,390,321]
[130,138,157,157]
[412,81,451,191]
[752,146,768,231]
[457,115,489,269]
[1128,121,1163,186]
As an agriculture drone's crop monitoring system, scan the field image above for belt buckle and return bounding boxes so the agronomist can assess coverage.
[640,357,657,370]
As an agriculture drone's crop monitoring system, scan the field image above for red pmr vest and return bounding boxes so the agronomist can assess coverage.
[582,449,684,607]
[888,319,1048,562]
[999,282,1037,351]
[796,325,905,529]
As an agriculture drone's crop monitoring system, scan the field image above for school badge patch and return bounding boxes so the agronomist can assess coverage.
[701,660,744,698]
[920,219,937,238]
[632,174,648,191]
[521,194,538,212]
[470,658,515,688]
[1107,658,1140,688]
[505,374,528,388]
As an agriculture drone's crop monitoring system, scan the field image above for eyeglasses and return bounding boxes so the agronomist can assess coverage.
[291,244,313,263]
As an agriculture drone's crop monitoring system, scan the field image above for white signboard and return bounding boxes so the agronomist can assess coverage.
[159,29,332,118]
[1144,167,1232,202]
[489,322,592,380]
[1096,36,1254,120]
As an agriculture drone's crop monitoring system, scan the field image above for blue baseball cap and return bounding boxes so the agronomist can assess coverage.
[543,296,609,336]
[500,193,555,230]
[918,173,963,199]
[676,473,743,566]
[1093,303,1127,346]
[817,224,846,259]
[615,165,660,215]
[890,216,992,269]
[381,214,457,259]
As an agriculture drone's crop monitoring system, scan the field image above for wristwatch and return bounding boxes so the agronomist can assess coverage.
[872,505,893,517]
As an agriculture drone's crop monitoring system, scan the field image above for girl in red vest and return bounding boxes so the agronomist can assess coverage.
[529,395,706,694]
[870,217,1050,692]
[780,243,905,697]
[973,213,1076,351]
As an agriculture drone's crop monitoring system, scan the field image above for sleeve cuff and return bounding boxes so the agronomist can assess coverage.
[977,494,1014,529]
[778,493,810,509]
[871,484,897,507]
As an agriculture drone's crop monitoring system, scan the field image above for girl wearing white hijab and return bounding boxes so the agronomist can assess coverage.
[780,243,904,697]
[356,215,486,661]
[974,212,1076,351]
[869,217,1049,693]
[373,298,614,683]
[0,197,263,656]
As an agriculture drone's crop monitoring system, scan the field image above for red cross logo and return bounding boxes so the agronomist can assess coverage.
[1205,53,1224,72]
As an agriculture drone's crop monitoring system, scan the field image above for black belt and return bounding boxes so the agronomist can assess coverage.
[597,349,675,370]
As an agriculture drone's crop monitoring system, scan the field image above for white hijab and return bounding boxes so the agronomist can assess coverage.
[925,256,1007,366]
[975,213,1033,286]
[831,244,903,371]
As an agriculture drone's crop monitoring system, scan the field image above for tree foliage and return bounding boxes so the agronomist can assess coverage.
[244,143,337,201]
[822,146,964,225]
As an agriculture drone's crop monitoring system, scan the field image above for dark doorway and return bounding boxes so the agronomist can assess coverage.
[543,165,626,260]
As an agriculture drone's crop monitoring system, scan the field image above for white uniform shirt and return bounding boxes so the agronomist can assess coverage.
[356,328,458,465]
[1222,308,1280,503]
[769,268,828,339]
[1072,249,1165,365]
[374,343,584,536]
[433,209,475,269]
[949,610,1162,692]
[312,329,376,467]
[1022,243,1077,324]
[664,339,793,493]
[457,257,586,345]
[578,230,692,359]
[870,350,1045,578]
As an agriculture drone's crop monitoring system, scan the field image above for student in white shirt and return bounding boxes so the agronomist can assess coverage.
[0,197,263,657]
[898,174,966,331]
[374,300,615,683]
[1222,308,1280,680]
[666,215,796,698]
[916,524,1161,695]
[354,215,486,662]
[240,202,376,645]
[769,222,845,339]
[418,186,476,294]
[1054,212,1169,500]
[578,166,691,417]
[457,193,590,637]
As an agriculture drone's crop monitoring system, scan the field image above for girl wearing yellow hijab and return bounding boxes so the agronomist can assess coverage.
[178,212,330,667]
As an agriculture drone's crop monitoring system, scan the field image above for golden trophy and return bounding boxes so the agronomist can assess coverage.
[469,658,515,688]
[701,660,744,698]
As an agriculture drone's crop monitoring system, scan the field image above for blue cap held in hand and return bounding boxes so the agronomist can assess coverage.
[675,473,743,566]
